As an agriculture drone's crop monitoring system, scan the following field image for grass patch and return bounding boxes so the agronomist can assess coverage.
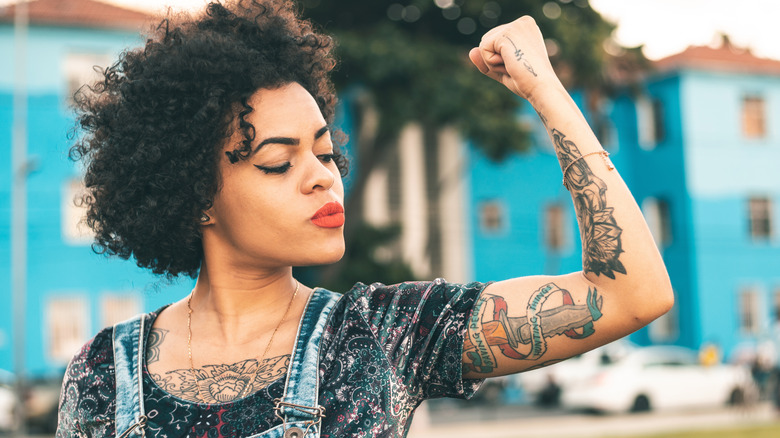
[632,423,780,438]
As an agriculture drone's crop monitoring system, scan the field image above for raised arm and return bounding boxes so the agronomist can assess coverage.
[462,17,673,378]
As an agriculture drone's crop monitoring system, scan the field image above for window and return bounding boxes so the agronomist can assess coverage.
[738,288,762,334]
[642,197,673,247]
[742,96,766,138]
[101,294,142,328]
[637,96,665,150]
[748,197,773,239]
[479,200,506,234]
[62,52,113,104]
[47,296,89,363]
[649,292,678,342]
[545,204,566,250]
[62,178,94,245]
[773,288,780,323]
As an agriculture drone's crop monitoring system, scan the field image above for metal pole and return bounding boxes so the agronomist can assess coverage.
[11,0,29,435]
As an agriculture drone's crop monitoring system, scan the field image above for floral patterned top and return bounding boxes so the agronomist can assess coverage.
[56,279,487,437]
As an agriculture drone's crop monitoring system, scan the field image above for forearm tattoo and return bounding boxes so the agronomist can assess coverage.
[464,283,603,374]
[553,128,625,279]
[504,36,537,77]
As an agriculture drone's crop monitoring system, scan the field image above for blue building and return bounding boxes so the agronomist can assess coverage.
[1,0,778,379]
[0,0,191,378]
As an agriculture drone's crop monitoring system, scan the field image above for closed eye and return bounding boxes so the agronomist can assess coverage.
[318,153,337,163]
[254,163,292,174]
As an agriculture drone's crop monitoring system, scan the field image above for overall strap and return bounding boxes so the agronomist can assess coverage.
[274,288,340,437]
[113,314,148,438]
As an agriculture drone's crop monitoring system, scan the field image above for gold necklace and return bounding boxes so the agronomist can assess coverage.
[186,280,300,402]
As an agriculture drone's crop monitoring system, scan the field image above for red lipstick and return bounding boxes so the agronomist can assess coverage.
[311,202,345,228]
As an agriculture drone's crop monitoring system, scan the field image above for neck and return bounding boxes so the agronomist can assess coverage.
[190,259,301,345]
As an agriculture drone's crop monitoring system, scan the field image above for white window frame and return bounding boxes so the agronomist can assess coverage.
[62,51,114,105]
[100,293,143,329]
[741,95,766,139]
[46,295,90,364]
[748,197,773,240]
[642,197,673,248]
[544,203,568,251]
[62,178,94,245]
[478,200,508,236]
[636,95,664,150]
[738,287,763,335]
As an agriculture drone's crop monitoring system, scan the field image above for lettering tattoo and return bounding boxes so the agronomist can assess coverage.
[553,129,625,279]
[146,328,168,365]
[150,355,290,403]
[504,35,537,77]
[464,283,603,375]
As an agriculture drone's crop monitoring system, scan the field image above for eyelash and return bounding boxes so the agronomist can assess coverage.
[253,154,337,175]
[254,163,292,174]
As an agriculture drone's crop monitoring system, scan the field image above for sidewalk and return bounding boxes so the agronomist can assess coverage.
[407,402,779,438]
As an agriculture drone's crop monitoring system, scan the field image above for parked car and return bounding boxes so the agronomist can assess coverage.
[25,377,62,434]
[0,370,19,433]
[515,340,637,406]
[561,345,754,413]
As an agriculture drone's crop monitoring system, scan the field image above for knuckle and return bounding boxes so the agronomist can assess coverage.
[518,15,536,25]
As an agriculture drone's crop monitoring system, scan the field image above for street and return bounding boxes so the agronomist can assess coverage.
[407,401,780,438]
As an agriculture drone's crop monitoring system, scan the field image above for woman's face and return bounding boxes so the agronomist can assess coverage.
[204,82,345,269]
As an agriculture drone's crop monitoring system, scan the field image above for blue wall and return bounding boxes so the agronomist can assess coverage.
[681,70,780,356]
[0,24,192,377]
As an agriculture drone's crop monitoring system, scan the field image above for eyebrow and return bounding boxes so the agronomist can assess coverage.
[252,125,330,155]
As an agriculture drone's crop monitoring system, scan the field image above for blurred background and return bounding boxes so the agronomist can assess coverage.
[1,0,779,436]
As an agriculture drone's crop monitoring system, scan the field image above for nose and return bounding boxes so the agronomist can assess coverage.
[300,154,337,193]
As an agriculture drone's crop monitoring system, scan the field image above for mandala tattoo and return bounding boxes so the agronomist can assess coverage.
[151,355,290,403]
[464,283,604,375]
[552,128,626,279]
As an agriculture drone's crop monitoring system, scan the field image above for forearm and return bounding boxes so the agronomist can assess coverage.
[531,83,672,318]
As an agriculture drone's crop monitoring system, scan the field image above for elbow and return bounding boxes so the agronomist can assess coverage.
[636,275,675,324]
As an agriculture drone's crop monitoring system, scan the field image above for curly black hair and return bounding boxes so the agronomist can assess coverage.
[70,0,348,279]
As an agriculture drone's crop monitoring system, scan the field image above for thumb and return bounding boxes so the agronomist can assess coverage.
[469,47,489,74]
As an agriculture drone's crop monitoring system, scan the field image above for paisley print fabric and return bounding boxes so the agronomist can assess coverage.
[56,279,486,437]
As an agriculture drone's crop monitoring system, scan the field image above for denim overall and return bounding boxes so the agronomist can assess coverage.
[112,288,340,438]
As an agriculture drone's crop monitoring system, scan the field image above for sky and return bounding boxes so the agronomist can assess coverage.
[4,0,780,61]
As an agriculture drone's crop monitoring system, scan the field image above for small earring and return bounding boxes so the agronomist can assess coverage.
[200,214,210,224]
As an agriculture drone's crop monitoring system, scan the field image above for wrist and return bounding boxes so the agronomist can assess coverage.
[527,78,567,109]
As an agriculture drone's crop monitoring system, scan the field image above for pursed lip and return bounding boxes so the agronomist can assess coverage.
[311,201,345,228]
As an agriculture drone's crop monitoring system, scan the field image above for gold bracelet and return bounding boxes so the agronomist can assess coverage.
[562,150,614,190]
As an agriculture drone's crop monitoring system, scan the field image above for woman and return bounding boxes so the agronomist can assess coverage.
[57,1,673,437]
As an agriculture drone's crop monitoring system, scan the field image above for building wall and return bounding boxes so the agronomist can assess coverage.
[612,75,699,349]
[0,25,191,377]
[681,70,780,356]
[467,98,583,283]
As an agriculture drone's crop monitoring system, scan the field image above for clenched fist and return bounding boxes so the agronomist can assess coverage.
[469,16,560,102]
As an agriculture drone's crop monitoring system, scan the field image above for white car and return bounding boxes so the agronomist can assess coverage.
[561,345,754,413]
[516,340,637,405]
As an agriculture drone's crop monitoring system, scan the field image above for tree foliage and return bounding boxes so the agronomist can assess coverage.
[299,0,618,159]
[295,0,627,288]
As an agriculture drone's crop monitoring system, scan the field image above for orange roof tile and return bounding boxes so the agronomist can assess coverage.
[654,39,780,76]
[0,0,153,31]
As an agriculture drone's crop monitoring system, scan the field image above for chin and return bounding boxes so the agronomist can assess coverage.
[299,243,345,267]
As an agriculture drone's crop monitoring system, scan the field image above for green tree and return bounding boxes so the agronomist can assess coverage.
[296,0,638,289]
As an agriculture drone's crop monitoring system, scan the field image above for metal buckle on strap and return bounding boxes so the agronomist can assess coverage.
[274,399,326,437]
[117,415,147,438]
